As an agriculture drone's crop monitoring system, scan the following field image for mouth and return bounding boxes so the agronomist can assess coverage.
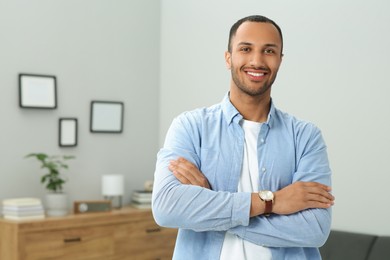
[244,69,268,81]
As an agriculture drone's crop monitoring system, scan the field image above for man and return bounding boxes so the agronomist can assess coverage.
[152,15,334,260]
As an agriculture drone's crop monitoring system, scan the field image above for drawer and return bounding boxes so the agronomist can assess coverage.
[114,219,177,259]
[1,208,177,260]
[19,224,116,260]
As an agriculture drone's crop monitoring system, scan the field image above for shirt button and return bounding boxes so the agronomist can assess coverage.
[260,138,265,143]
[262,167,266,172]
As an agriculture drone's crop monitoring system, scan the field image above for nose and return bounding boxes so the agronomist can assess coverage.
[249,52,265,68]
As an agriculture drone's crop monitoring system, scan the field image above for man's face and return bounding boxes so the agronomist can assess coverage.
[225,21,283,97]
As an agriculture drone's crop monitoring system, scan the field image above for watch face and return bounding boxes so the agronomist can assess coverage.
[259,190,274,201]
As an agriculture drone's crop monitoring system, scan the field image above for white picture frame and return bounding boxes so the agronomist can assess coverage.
[90,101,124,133]
[19,74,57,109]
[59,118,77,147]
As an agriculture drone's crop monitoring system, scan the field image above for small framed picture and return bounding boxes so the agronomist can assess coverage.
[90,101,124,133]
[19,74,57,109]
[59,118,78,147]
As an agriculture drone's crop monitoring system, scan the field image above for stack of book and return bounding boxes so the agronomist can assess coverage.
[2,197,45,220]
[131,190,152,209]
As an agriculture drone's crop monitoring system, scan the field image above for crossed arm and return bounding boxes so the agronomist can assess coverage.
[169,157,334,217]
[153,115,335,247]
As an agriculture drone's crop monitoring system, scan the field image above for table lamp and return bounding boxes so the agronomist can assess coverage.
[102,174,124,208]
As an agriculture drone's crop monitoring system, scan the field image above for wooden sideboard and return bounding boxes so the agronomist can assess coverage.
[0,207,177,260]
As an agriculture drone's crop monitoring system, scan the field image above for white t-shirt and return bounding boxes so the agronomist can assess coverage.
[220,120,272,260]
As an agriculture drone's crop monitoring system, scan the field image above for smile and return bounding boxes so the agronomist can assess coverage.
[245,70,268,81]
[247,72,264,77]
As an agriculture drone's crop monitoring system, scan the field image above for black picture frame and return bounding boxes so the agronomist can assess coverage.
[90,101,124,133]
[59,118,78,147]
[19,73,57,109]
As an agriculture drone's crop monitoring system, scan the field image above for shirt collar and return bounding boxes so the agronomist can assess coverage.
[221,92,276,128]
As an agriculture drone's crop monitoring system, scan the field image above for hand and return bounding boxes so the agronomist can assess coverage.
[272,181,335,215]
[169,157,211,189]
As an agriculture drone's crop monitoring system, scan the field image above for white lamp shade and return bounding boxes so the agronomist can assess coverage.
[102,174,124,196]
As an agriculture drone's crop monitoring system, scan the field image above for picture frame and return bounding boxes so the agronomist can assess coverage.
[19,73,57,109]
[59,118,78,147]
[90,101,124,133]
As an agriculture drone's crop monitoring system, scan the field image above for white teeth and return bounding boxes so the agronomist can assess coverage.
[247,72,264,77]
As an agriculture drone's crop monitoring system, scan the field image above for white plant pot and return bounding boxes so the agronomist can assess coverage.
[45,193,68,216]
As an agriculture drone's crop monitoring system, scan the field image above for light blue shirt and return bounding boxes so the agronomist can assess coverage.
[152,93,332,260]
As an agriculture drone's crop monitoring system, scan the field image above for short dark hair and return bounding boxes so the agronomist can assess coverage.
[228,15,283,55]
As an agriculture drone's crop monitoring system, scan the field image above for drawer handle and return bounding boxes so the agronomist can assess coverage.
[146,227,161,233]
[64,237,82,243]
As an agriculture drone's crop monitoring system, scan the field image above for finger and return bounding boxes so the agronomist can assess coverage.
[174,160,204,183]
[168,162,179,173]
[309,194,335,205]
[307,201,334,209]
[170,157,192,166]
[176,158,197,172]
[308,182,332,192]
[302,193,334,208]
[169,162,195,184]
[174,160,193,173]
[172,170,191,185]
[170,160,194,176]
[307,191,334,204]
[172,167,200,186]
[169,160,179,171]
[177,157,193,167]
[308,188,335,201]
[171,158,210,188]
[177,157,188,163]
[302,183,334,199]
[173,164,201,185]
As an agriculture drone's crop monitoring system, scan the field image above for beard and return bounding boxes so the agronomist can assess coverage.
[230,64,276,97]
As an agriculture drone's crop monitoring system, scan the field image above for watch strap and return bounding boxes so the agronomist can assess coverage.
[264,200,272,215]
[258,190,274,216]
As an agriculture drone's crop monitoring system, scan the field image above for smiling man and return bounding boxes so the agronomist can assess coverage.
[152,15,334,260]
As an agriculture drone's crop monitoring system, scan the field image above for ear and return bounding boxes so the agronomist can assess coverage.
[279,53,284,68]
[224,51,232,70]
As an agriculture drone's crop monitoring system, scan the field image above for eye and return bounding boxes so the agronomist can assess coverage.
[240,47,251,52]
[264,48,276,55]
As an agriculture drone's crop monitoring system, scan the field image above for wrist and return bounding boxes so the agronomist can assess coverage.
[271,191,279,214]
[258,190,274,216]
[250,193,264,217]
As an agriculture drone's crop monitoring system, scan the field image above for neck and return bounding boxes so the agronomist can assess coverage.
[229,88,271,123]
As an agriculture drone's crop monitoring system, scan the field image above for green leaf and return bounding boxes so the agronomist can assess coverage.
[36,153,48,161]
[26,153,74,193]
[41,175,48,184]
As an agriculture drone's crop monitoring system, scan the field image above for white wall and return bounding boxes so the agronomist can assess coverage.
[0,0,160,207]
[1,0,389,236]
[160,0,390,235]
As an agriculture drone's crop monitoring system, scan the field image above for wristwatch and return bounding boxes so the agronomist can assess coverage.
[258,190,274,216]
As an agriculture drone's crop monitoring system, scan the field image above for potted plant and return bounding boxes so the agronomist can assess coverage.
[25,153,75,216]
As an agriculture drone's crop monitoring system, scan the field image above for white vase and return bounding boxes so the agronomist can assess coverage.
[45,193,68,216]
